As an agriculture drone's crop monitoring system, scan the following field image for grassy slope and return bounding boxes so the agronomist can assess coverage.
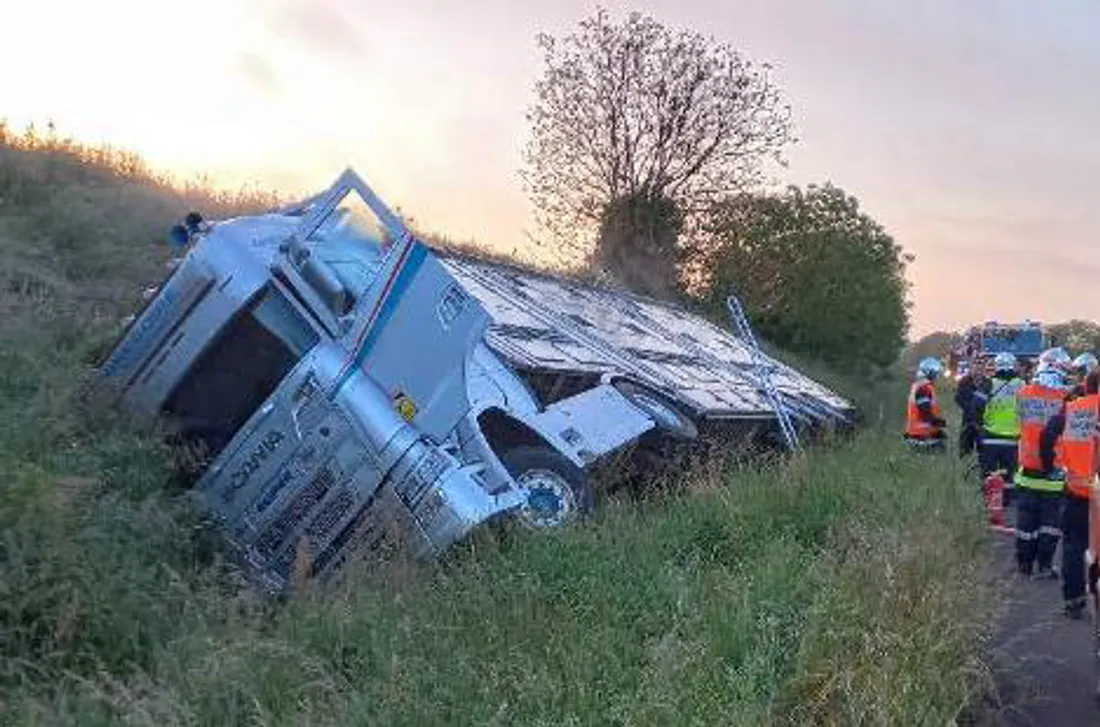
[0,133,994,725]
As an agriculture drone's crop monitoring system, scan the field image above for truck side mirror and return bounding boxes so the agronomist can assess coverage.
[168,224,190,248]
[300,253,352,317]
[277,237,352,318]
[185,211,204,234]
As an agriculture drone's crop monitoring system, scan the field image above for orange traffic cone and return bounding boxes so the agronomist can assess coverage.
[983,471,1013,535]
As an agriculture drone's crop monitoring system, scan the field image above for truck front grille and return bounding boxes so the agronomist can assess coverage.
[254,465,335,559]
[305,486,355,541]
[309,486,421,580]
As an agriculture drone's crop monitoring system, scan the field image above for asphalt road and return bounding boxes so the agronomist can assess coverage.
[976,534,1099,726]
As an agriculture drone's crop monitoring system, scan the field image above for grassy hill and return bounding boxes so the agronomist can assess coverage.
[0,128,994,725]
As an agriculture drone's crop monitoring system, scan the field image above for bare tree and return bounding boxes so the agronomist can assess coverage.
[522,8,794,274]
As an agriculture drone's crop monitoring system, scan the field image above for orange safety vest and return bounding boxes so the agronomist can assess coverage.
[905,379,941,439]
[1016,383,1067,473]
[1062,394,1100,499]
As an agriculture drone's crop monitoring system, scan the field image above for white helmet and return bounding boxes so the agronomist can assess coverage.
[1039,346,1072,371]
[917,357,942,380]
[1036,366,1068,390]
[1034,358,1070,388]
[1073,352,1099,375]
[993,352,1017,375]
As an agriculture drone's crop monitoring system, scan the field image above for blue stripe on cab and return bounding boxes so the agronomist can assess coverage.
[331,242,428,397]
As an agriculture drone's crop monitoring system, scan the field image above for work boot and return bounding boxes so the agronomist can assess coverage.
[1036,565,1060,580]
[1064,598,1087,620]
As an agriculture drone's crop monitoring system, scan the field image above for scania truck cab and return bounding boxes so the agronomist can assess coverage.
[99,169,666,592]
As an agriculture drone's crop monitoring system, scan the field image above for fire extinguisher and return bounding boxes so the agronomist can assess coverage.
[982,471,1012,534]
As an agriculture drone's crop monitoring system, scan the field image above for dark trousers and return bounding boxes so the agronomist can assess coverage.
[1062,495,1089,607]
[958,424,978,459]
[978,441,1017,508]
[1015,488,1063,575]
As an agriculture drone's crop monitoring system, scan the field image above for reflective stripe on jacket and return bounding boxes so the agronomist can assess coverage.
[1016,471,1066,492]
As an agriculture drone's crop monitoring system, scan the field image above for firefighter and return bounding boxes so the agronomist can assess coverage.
[1040,370,1100,618]
[955,362,986,459]
[975,352,1024,508]
[905,357,947,450]
[1037,346,1073,379]
[1014,350,1073,578]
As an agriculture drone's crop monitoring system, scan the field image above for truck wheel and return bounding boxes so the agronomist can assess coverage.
[500,445,592,530]
[612,380,698,440]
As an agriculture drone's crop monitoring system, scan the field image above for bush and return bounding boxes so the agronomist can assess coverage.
[689,184,911,371]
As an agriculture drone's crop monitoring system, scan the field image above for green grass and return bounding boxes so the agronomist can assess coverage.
[0,127,995,725]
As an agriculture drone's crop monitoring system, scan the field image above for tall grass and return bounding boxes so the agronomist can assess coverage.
[0,127,994,725]
[0,121,279,330]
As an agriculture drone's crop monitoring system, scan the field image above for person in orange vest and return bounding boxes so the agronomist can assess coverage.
[1041,370,1099,617]
[904,357,947,450]
[1013,350,1073,578]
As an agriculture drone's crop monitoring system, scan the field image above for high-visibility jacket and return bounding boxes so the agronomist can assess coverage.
[1015,383,1067,492]
[1062,394,1100,499]
[905,379,941,439]
[982,376,1024,441]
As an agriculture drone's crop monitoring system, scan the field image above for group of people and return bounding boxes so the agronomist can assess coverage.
[904,348,1100,618]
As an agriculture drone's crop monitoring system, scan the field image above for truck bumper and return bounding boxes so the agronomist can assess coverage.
[285,440,527,592]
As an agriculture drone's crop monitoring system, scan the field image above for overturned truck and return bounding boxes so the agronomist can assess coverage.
[98,169,854,594]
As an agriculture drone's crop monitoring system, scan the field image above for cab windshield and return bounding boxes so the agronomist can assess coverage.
[306,188,388,304]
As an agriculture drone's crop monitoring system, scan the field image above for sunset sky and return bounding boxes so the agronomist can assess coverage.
[2,0,1096,337]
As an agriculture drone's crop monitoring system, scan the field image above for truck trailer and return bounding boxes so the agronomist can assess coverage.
[98,168,854,594]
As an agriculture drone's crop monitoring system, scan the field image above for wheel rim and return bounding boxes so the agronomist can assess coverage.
[516,468,576,529]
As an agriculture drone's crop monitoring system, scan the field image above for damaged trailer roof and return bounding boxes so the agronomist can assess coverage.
[435,252,853,425]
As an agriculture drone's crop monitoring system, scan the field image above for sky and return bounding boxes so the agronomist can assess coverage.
[1,0,1097,338]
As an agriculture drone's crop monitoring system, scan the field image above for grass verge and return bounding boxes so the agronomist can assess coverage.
[1,363,993,725]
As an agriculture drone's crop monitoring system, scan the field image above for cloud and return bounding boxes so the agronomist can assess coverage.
[267,0,369,61]
[237,52,281,96]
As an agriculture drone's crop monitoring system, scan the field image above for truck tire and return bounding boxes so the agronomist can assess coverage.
[500,445,593,530]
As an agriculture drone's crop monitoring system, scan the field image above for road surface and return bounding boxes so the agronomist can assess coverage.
[975,534,1098,726]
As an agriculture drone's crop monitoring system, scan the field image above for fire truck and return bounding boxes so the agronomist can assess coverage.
[948,320,1048,380]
